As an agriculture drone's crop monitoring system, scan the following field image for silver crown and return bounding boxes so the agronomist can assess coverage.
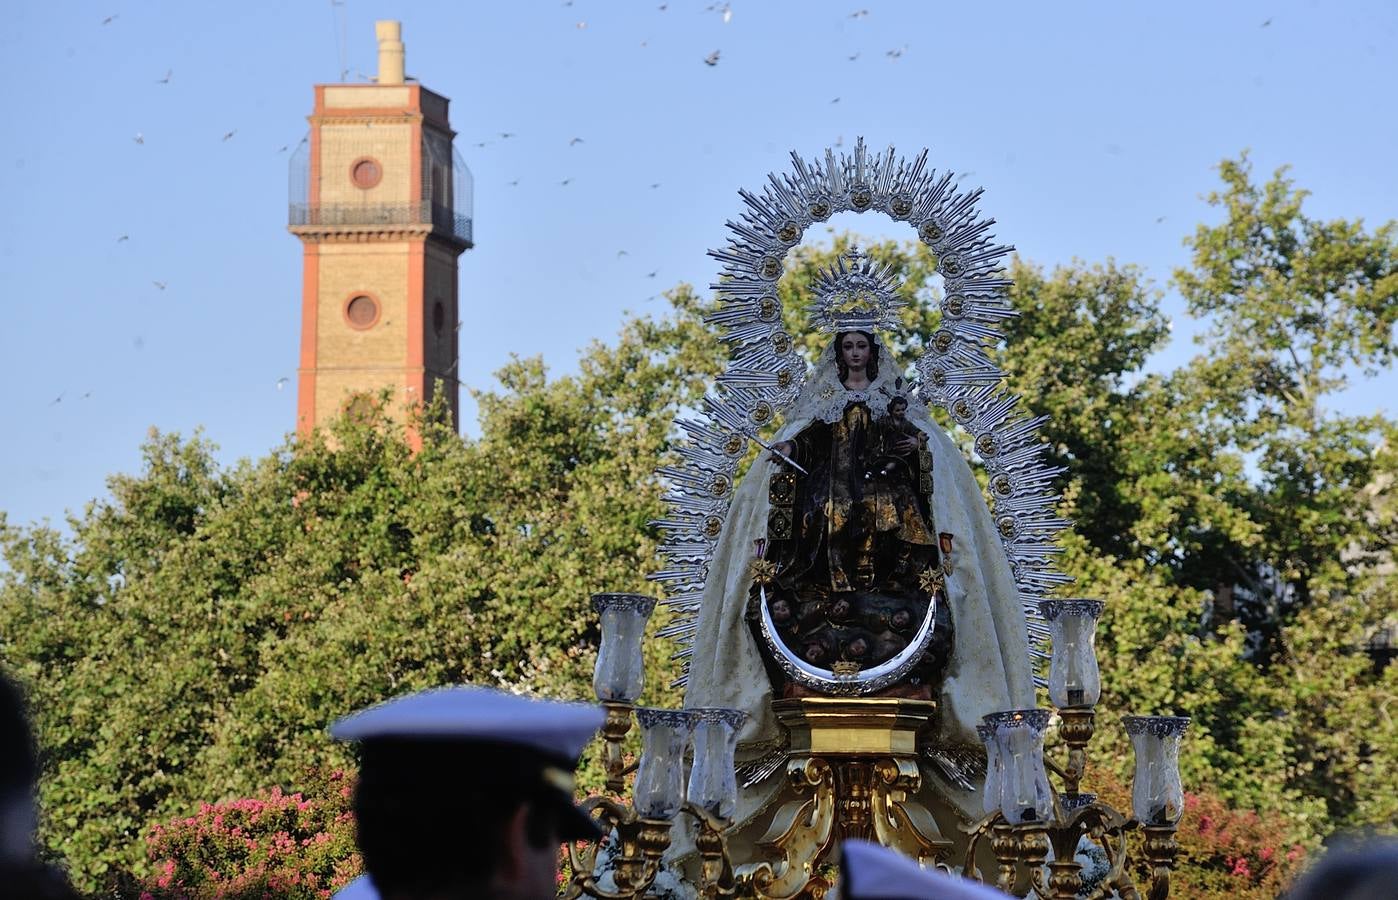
[807,246,907,334]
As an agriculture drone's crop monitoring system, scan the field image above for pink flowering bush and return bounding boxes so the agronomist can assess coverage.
[139,770,362,900]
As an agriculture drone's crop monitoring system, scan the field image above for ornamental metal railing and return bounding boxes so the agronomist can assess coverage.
[287,201,472,246]
[286,129,475,248]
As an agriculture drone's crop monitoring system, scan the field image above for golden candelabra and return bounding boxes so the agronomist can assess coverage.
[564,796,736,900]
[959,705,1185,900]
[571,593,1189,899]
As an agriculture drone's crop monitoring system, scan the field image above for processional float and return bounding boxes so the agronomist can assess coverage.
[565,140,1189,899]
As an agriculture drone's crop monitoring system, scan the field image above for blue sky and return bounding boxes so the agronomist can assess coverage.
[2,0,1395,529]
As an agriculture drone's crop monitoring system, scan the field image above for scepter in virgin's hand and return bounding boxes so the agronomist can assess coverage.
[756,436,809,476]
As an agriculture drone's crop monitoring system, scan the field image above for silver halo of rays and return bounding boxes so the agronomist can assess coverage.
[649,138,1073,688]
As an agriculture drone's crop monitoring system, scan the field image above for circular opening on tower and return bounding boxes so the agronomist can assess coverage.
[350,157,383,190]
[432,300,445,336]
[345,293,380,330]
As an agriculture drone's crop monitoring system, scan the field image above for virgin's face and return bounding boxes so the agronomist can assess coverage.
[840,333,871,370]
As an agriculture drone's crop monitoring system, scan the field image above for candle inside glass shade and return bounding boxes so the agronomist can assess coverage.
[686,708,748,819]
[1123,715,1190,825]
[977,723,1002,818]
[633,708,699,820]
[983,709,1053,824]
[1039,599,1104,709]
[591,594,656,703]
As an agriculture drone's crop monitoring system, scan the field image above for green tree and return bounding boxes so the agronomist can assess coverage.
[3,158,1394,893]
[1173,153,1398,651]
[0,296,722,891]
[1169,155,1398,834]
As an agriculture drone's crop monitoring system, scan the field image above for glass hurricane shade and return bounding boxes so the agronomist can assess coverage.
[1123,715,1190,825]
[1039,599,1104,708]
[633,708,699,820]
[976,723,1001,818]
[686,708,748,819]
[983,709,1053,824]
[591,594,656,703]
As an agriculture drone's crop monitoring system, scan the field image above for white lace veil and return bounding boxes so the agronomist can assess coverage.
[794,333,904,425]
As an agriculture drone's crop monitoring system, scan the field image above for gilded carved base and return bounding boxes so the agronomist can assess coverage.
[734,697,951,899]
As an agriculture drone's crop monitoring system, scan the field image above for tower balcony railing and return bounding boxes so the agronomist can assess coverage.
[288,201,473,248]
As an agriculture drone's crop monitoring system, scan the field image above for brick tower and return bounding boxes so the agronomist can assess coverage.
[289,20,472,442]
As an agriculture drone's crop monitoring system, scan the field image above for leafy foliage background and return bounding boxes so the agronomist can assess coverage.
[1,155,1394,895]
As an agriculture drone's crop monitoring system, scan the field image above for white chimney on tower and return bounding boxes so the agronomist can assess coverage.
[375,20,405,85]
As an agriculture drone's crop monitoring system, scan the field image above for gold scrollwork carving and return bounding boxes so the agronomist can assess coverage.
[869,757,952,865]
[734,758,837,900]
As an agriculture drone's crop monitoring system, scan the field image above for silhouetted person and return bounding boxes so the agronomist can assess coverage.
[0,671,81,900]
[1285,838,1398,900]
[330,685,604,900]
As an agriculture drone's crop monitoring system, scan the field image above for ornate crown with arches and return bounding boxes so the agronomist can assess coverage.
[807,246,906,335]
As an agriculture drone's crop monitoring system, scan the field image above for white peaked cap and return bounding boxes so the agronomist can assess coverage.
[330,874,379,900]
[840,840,1012,899]
[330,685,604,760]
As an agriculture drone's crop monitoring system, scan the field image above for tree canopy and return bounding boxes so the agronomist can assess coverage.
[1,155,1394,894]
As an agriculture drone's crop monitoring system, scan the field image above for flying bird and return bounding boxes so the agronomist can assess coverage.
[499,132,516,139]
[886,46,906,60]
[560,178,573,186]
[81,391,92,400]
[508,179,520,187]
[658,3,667,9]
[617,250,629,257]
[575,21,587,29]
[1155,216,1167,224]
[116,234,129,242]
[847,52,860,61]
[569,137,584,145]
[649,183,661,189]
[704,50,721,66]
[133,132,144,144]
[276,377,289,391]
[722,4,732,23]
[831,97,840,104]
[49,393,64,406]
[156,69,172,84]
[277,145,288,153]
[222,130,236,141]
[152,281,167,290]
[473,140,491,148]
[1260,18,1272,27]
[646,269,659,278]
[850,9,870,18]
[101,14,118,25]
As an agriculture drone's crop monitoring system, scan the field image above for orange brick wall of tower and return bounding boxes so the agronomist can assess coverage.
[290,43,468,449]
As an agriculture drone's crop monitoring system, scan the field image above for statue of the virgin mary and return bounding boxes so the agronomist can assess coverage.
[680,249,1036,842]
